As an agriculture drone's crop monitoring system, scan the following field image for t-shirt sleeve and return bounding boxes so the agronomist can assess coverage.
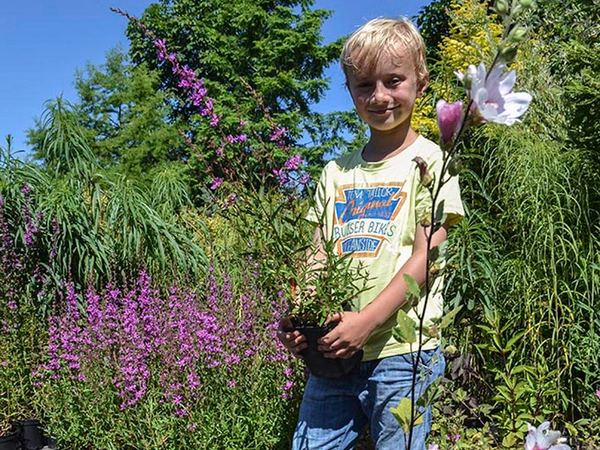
[414,151,464,227]
[305,164,329,227]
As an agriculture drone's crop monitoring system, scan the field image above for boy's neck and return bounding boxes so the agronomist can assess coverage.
[361,126,419,163]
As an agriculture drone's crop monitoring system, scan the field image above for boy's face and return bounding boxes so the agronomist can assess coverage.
[346,46,426,135]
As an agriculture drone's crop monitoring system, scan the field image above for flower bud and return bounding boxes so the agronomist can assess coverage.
[464,65,476,90]
[448,158,463,176]
[444,344,458,354]
[427,325,440,339]
[494,0,510,15]
[419,210,432,227]
[508,25,528,43]
[429,262,441,276]
[519,0,534,8]
[413,156,434,188]
[436,100,464,148]
[499,46,518,64]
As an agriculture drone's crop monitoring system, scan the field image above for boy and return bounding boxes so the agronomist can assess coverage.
[278,17,464,450]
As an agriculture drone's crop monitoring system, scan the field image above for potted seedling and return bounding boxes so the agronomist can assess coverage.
[282,229,371,378]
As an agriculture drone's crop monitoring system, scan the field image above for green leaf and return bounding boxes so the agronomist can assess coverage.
[428,240,448,264]
[403,274,421,304]
[389,397,423,433]
[416,378,440,408]
[393,310,417,344]
[434,199,446,223]
[505,330,526,352]
[502,432,518,448]
[439,305,463,329]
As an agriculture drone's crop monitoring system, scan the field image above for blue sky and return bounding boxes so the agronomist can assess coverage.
[1,0,431,158]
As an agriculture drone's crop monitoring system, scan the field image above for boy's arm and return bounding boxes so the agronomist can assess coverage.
[318,222,449,359]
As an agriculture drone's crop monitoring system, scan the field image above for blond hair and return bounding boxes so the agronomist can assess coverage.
[340,17,428,87]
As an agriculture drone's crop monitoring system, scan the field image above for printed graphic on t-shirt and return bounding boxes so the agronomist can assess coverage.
[333,182,406,258]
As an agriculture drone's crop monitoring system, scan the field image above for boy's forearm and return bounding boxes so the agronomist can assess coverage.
[359,224,448,333]
[359,249,428,331]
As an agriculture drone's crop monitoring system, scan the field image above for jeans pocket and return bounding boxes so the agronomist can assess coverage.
[417,348,445,380]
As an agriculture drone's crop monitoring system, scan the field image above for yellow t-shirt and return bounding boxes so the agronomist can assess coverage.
[308,135,464,361]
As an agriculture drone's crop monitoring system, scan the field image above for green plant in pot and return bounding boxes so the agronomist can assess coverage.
[281,223,372,378]
[220,180,371,378]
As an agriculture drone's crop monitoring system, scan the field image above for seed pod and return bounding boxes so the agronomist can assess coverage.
[427,325,440,339]
[444,344,458,354]
[419,210,432,227]
[413,156,434,188]
[429,262,441,276]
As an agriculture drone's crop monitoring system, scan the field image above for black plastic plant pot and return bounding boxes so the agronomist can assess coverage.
[15,419,46,450]
[0,426,20,450]
[292,320,363,378]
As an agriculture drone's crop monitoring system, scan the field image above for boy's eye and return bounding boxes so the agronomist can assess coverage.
[356,82,372,89]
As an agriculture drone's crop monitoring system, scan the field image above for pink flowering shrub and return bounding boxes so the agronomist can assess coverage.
[0,190,52,426]
[34,265,301,448]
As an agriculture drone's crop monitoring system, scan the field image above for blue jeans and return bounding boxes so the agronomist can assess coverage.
[292,348,444,450]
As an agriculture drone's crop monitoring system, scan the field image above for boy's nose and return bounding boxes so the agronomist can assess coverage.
[371,82,389,102]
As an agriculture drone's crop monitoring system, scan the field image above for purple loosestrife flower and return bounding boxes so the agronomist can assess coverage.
[152,38,217,126]
[458,62,532,125]
[20,185,39,247]
[226,134,247,144]
[299,172,311,186]
[273,154,308,188]
[284,154,303,171]
[210,177,224,191]
[436,100,464,147]
[270,125,287,143]
[154,39,168,61]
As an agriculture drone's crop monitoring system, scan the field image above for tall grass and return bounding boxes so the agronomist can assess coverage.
[444,36,600,437]
[0,101,209,301]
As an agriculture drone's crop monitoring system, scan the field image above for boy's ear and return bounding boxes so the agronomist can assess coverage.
[417,72,430,97]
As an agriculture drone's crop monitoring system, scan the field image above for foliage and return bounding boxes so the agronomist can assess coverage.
[412,0,505,142]
[227,189,370,326]
[27,47,185,181]
[416,0,454,63]
[123,0,348,180]
[4,103,208,293]
[123,18,373,328]
[0,192,48,427]
[2,0,600,447]
[426,0,600,445]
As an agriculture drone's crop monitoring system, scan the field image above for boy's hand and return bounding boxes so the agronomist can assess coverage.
[318,311,372,359]
[277,317,307,357]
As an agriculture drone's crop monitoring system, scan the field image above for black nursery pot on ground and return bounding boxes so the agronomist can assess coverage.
[15,419,47,450]
[0,425,20,450]
[292,319,363,378]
